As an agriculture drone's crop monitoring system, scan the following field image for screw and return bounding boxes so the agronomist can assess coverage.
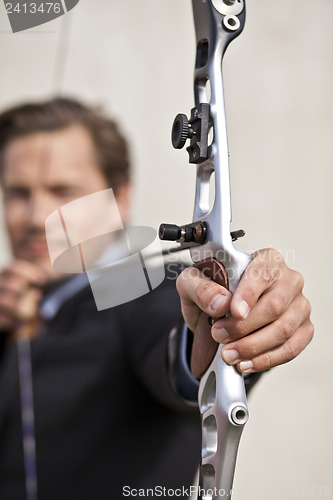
[193,223,203,242]
[230,406,249,426]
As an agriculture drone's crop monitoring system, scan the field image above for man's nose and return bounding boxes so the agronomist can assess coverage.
[28,191,53,230]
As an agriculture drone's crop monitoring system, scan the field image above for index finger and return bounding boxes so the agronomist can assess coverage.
[230,248,285,320]
[176,266,232,331]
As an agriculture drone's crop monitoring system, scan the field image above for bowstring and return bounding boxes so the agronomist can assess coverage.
[17,9,74,500]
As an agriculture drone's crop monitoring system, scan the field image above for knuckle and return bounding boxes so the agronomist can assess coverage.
[292,270,304,291]
[195,281,216,308]
[176,267,189,285]
[176,268,192,293]
[302,297,312,319]
[249,263,273,285]
[232,319,248,337]
[257,248,284,266]
[262,350,273,370]
[250,250,285,285]
[259,248,287,281]
[266,247,283,262]
[175,275,183,295]
[283,341,299,362]
[244,338,260,358]
[266,293,286,318]
[306,320,315,343]
[276,318,295,341]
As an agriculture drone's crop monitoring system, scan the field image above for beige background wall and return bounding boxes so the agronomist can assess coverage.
[0,0,332,497]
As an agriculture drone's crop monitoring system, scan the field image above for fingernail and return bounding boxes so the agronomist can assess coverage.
[222,349,240,365]
[238,300,250,319]
[210,294,226,313]
[239,360,253,373]
[212,327,229,343]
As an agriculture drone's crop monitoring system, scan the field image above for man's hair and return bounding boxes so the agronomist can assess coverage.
[0,97,130,191]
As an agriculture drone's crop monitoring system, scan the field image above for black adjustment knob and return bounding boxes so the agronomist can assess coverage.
[159,224,182,241]
[171,114,193,149]
[231,229,245,241]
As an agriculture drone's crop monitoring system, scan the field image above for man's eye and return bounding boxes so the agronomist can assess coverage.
[4,188,30,201]
[51,187,79,198]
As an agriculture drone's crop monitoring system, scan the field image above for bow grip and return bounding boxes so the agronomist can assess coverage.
[191,258,229,379]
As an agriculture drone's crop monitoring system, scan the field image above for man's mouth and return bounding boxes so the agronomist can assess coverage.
[25,239,49,256]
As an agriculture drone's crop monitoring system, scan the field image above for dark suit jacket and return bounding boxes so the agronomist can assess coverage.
[0,271,202,500]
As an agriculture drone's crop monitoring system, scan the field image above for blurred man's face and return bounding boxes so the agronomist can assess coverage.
[1,125,130,278]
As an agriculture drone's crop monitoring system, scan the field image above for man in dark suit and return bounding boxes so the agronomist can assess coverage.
[0,98,313,499]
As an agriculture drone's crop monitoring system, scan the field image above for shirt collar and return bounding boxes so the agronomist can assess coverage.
[39,240,129,321]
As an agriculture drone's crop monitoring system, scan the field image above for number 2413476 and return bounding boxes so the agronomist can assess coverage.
[5,3,62,14]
